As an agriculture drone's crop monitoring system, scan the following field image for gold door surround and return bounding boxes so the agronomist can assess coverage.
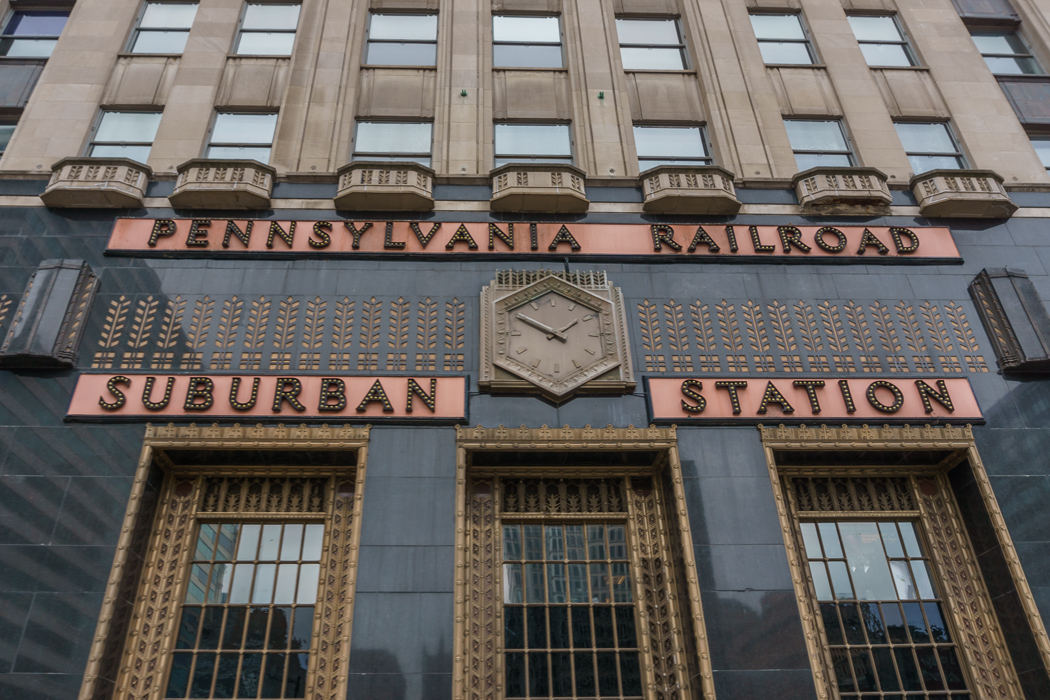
[760,423,1050,700]
[78,423,370,700]
[453,424,715,700]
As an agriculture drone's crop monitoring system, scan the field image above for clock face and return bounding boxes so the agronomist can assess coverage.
[506,291,605,376]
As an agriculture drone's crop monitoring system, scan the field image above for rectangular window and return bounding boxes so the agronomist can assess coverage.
[207,112,278,163]
[750,13,815,65]
[352,121,432,166]
[634,125,710,169]
[165,522,323,699]
[0,10,69,58]
[0,123,15,156]
[365,13,437,66]
[616,18,687,70]
[502,522,642,698]
[1032,136,1050,172]
[894,122,966,173]
[784,119,853,170]
[494,123,572,166]
[493,15,562,68]
[235,3,301,56]
[130,2,198,54]
[970,29,1042,75]
[848,15,916,67]
[89,111,163,162]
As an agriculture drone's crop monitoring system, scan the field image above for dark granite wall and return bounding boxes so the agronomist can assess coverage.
[0,202,1048,699]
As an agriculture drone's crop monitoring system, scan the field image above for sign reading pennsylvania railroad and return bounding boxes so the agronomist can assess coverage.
[107,219,961,262]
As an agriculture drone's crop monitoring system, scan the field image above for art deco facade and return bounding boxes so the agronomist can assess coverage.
[0,0,1049,699]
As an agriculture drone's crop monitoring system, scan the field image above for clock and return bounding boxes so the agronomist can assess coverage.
[481,271,634,401]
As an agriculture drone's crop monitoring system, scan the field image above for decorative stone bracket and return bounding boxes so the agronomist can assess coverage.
[640,164,741,215]
[168,158,276,209]
[490,163,589,213]
[968,268,1050,372]
[334,160,435,211]
[40,157,151,208]
[910,169,1017,218]
[792,166,891,215]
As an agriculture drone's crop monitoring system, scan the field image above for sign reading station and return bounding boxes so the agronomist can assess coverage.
[68,374,467,421]
[646,376,981,423]
[107,219,961,262]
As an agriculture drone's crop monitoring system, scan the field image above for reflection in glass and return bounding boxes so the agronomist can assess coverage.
[839,522,897,600]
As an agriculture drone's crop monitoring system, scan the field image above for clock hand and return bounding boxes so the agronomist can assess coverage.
[516,313,566,341]
[554,318,579,335]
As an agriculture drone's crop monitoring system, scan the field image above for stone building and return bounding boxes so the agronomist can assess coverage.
[0,0,1049,698]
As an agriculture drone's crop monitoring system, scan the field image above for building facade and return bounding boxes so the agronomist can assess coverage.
[0,0,1049,699]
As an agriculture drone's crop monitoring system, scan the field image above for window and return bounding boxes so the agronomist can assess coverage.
[165,522,323,699]
[848,15,916,67]
[616,18,687,70]
[970,29,1042,75]
[130,2,198,54]
[207,112,278,163]
[235,3,301,56]
[784,119,853,170]
[750,13,815,65]
[634,125,710,169]
[1032,136,1050,172]
[88,111,162,162]
[352,121,432,166]
[894,122,966,173]
[493,15,562,68]
[494,123,572,166]
[365,13,437,66]
[0,123,15,156]
[0,10,69,58]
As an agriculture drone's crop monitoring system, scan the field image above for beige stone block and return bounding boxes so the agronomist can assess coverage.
[41,158,151,208]
[102,56,179,106]
[792,166,892,215]
[768,66,841,116]
[625,72,704,121]
[169,159,276,209]
[216,57,291,107]
[492,70,571,120]
[335,161,435,211]
[491,164,589,213]
[641,165,741,214]
[357,68,436,118]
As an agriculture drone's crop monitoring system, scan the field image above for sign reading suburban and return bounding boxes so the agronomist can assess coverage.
[646,376,981,423]
[68,374,467,421]
[107,219,961,261]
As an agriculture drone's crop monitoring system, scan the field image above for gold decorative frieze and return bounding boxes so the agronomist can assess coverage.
[640,164,741,215]
[334,160,435,211]
[455,424,676,448]
[910,169,1017,218]
[758,422,974,448]
[144,422,371,446]
[490,163,589,213]
[40,157,151,208]
[792,166,892,215]
[169,158,276,209]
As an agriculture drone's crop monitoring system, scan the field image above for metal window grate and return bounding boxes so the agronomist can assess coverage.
[502,478,626,515]
[200,476,328,514]
[792,476,916,513]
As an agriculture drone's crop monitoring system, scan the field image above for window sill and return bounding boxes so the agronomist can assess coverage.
[764,63,827,69]
[492,66,569,72]
[994,73,1050,81]
[868,64,929,71]
[623,69,697,75]
[116,52,182,58]
[227,53,293,59]
[361,64,437,70]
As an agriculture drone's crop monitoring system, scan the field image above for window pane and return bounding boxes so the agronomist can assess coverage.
[971,32,1026,55]
[237,526,261,559]
[355,122,432,154]
[785,120,848,152]
[890,559,916,599]
[274,564,297,604]
[493,44,563,68]
[5,11,68,37]
[818,522,842,558]
[634,126,706,158]
[302,524,324,561]
[365,42,436,66]
[369,14,437,41]
[545,525,564,560]
[620,47,684,70]
[140,3,198,29]
[132,30,190,54]
[213,113,278,144]
[493,16,560,43]
[879,523,905,558]
[907,154,962,173]
[1032,138,1050,169]
[96,112,162,143]
[235,32,295,56]
[894,122,956,154]
[229,563,254,603]
[296,564,320,604]
[0,124,16,153]
[242,4,301,30]
[750,14,806,40]
[616,19,680,45]
[810,561,833,600]
[495,123,571,157]
[758,41,813,65]
[801,522,823,558]
[259,525,282,560]
[848,16,903,42]
[252,563,277,604]
[983,55,1040,74]
[858,43,912,67]
[90,144,153,161]
[504,563,523,603]
[280,524,303,561]
[839,522,898,600]
[0,38,56,57]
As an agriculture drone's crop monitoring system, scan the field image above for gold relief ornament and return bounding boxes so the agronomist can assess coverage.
[480,271,635,401]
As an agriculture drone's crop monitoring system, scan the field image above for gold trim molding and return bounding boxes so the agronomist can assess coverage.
[143,421,371,447]
[759,422,1050,700]
[456,424,677,449]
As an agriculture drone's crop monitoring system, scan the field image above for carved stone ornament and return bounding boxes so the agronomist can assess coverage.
[792,165,892,215]
[490,163,589,213]
[334,160,435,211]
[968,267,1050,372]
[640,164,741,214]
[909,169,1017,218]
[480,270,634,401]
[40,157,151,208]
[168,158,276,209]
